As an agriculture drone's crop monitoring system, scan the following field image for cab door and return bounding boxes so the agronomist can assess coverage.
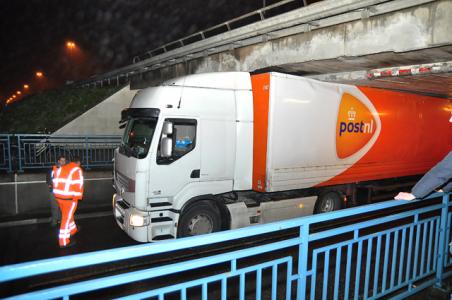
[148,118,200,202]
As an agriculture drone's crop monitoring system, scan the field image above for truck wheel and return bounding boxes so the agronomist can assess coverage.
[314,192,342,214]
[178,201,221,237]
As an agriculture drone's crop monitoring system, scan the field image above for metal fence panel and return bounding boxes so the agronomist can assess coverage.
[0,134,11,172]
[0,193,450,299]
[0,134,121,172]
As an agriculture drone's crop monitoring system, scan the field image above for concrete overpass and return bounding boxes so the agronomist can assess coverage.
[83,0,452,98]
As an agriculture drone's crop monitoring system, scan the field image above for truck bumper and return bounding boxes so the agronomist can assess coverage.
[113,194,179,242]
[113,194,150,242]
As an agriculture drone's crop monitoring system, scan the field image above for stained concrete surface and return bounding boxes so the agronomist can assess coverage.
[53,85,136,135]
[0,170,115,220]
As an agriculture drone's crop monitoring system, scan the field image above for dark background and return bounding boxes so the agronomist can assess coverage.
[0,0,286,105]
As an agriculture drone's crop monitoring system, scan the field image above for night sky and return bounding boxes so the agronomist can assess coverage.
[0,0,275,105]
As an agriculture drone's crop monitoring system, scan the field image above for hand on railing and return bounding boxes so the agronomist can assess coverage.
[394,192,416,200]
[395,190,446,201]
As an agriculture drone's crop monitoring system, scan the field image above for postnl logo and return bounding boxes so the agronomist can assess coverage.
[336,93,377,159]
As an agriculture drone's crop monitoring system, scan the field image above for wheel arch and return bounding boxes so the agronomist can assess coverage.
[314,188,346,213]
[179,194,230,231]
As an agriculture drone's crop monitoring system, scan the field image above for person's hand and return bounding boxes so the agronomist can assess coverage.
[395,192,416,200]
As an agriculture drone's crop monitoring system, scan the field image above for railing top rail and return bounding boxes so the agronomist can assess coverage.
[0,192,448,283]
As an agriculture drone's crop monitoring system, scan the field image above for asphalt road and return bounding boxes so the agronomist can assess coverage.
[0,213,139,266]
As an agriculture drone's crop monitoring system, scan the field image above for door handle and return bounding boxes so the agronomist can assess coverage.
[190,169,200,178]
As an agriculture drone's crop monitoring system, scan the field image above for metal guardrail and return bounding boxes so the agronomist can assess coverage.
[0,192,450,299]
[0,134,121,172]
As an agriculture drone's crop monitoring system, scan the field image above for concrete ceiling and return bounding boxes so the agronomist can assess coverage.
[276,46,452,99]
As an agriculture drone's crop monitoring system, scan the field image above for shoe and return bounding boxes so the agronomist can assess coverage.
[59,240,77,249]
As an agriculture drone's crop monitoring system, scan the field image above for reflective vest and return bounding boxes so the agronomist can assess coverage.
[51,165,58,178]
[52,162,84,200]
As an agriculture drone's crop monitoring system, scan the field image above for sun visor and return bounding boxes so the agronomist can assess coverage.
[119,108,160,123]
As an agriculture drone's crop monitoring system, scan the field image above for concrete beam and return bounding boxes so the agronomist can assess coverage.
[132,0,452,91]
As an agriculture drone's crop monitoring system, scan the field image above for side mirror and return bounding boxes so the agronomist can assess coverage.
[161,137,173,158]
[162,121,173,135]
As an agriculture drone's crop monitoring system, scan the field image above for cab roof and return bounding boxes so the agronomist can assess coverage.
[162,72,252,90]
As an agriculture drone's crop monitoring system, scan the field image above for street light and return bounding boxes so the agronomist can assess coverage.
[16,91,21,95]
[36,71,44,78]
[23,84,29,89]
[66,41,76,49]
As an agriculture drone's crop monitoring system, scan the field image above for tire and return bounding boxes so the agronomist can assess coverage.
[177,200,222,238]
[314,192,342,214]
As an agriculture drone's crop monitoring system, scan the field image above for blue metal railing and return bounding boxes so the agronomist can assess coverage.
[0,193,450,299]
[0,134,12,172]
[0,134,121,172]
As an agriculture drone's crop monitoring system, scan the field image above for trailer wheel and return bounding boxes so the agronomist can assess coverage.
[314,192,342,214]
[178,201,221,238]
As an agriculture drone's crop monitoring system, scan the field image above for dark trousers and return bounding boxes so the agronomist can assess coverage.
[50,192,61,225]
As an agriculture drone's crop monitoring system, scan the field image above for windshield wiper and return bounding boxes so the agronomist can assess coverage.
[121,143,133,157]
[131,145,145,158]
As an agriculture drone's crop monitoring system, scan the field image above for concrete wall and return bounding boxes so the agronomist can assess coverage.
[54,85,137,135]
[0,171,114,220]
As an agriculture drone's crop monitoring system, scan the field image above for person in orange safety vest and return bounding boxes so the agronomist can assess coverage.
[52,156,84,248]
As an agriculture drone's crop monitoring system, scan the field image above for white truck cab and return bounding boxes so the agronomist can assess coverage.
[113,72,267,241]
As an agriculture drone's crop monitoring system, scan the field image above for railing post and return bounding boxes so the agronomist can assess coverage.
[7,134,12,173]
[297,224,309,299]
[17,135,23,173]
[435,193,449,288]
[84,136,90,170]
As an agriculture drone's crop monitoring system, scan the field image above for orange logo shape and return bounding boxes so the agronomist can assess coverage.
[336,93,377,159]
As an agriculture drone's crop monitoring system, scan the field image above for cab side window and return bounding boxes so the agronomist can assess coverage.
[157,119,197,164]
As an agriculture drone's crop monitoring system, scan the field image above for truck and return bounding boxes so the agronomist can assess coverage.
[113,72,452,242]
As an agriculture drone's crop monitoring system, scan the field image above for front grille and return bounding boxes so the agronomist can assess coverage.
[117,200,130,210]
[151,217,172,223]
[116,172,129,191]
[116,171,135,192]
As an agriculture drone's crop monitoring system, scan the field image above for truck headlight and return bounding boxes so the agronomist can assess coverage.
[130,214,149,227]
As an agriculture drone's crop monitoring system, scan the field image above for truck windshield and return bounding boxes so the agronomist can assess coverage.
[120,117,157,159]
